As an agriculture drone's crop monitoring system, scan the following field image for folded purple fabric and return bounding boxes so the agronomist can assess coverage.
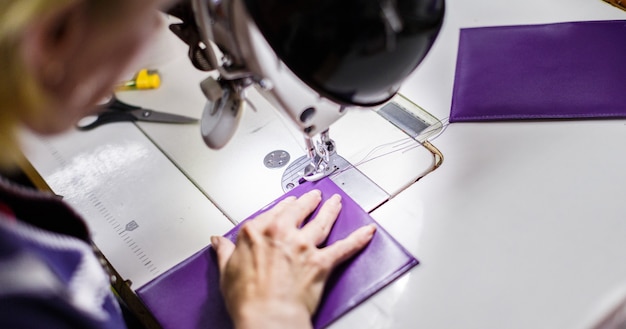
[450,20,626,122]
[137,178,418,329]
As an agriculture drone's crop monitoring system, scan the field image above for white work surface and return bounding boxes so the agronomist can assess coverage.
[20,0,626,328]
[381,1,626,329]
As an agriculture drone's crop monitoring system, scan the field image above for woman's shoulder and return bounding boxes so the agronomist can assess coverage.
[0,176,91,240]
[0,183,126,328]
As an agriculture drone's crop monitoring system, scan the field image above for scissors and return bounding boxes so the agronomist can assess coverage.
[77,95,198,131]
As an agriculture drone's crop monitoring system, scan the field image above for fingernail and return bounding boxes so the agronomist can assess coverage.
[329,194,342,205]
[365,224,376,238]
[310,189,322,197]
[211,236,220,248]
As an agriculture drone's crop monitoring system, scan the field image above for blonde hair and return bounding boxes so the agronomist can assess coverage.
[0,0,78,171]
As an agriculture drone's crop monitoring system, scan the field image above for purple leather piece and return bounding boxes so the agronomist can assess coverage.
[449,20,626,123]
[136,178,418,329]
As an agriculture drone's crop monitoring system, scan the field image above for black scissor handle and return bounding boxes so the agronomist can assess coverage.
[76,110,137,131]
[105,97,142,111]
[77,95,143,131]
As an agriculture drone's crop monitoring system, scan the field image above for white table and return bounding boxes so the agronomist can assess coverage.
[387,1,626,328]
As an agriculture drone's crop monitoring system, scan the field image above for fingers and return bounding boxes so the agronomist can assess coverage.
[212,235,236,274]
[300,194,342,245]
[287,189,323,228]
[228,188,375,273]
[257,190,322,228]
[319,224,376,268]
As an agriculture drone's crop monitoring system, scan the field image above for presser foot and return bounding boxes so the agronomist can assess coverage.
[281,154,389,212]
[302,161,338,182]
[281,154,346,191]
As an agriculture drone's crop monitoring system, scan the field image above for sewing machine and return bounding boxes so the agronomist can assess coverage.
[166,0,446,210]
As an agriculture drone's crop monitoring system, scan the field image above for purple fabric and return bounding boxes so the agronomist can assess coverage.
[449,20,626,122]
[137,178,418,329]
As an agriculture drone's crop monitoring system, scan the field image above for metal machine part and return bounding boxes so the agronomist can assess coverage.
[263,150,290,169]
[302,130,337,182]
[199,78,245,149]
[374,93,445,143]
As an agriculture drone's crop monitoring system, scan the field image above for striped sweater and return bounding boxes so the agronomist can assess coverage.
[0,177,126,328]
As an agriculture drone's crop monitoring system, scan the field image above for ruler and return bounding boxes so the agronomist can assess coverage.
[21,123,233,289]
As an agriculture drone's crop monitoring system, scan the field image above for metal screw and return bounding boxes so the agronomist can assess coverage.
[264,150,290,169]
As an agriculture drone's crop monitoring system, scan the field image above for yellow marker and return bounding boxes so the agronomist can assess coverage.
[116,69,161,91]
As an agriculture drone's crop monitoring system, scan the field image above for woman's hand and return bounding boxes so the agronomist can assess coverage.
[211,189,376,329]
